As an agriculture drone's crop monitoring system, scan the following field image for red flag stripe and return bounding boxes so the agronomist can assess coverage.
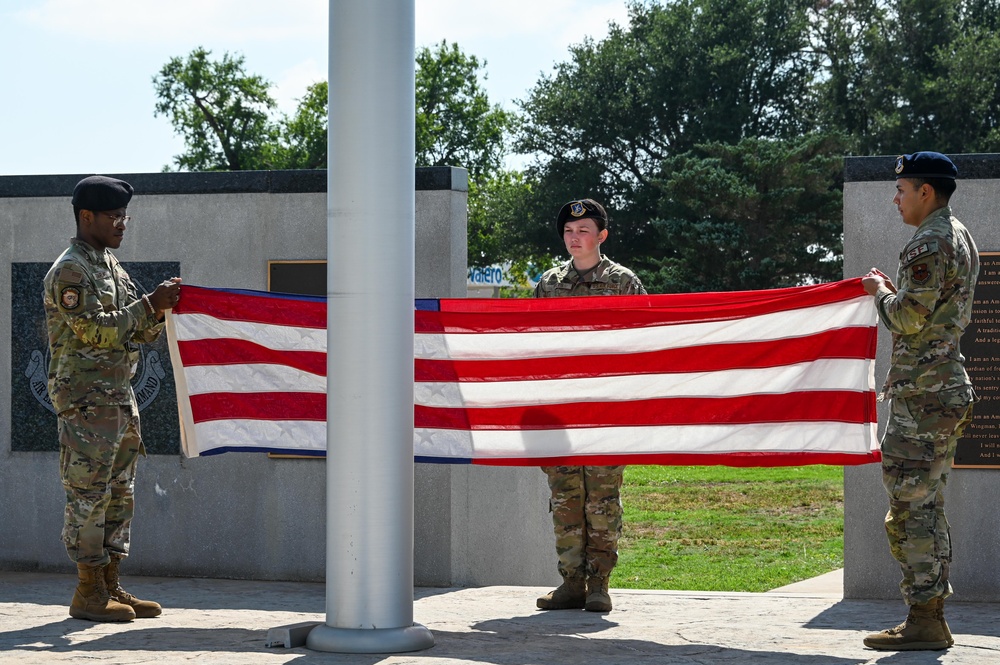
[175,285,326,328]
[419,279,867,332]
[415,391,874,430]
[415,327,875,382]
[177,339,327,376]
[190,392,326,422]
[468,450,882,467]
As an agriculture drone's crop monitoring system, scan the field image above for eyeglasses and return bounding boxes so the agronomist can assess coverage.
[99,212,132,227]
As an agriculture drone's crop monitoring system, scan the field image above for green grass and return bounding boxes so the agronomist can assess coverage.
[613,465,844,592]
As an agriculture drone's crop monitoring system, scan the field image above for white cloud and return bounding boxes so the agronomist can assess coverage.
[554,2,630,51]
[15,0,327,43]
[415,0,624,43]
[273,58,326,114]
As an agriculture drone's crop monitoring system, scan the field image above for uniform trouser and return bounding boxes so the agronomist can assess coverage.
[541,465,625,580]
[881,387,974,606]
[58,404,143,567]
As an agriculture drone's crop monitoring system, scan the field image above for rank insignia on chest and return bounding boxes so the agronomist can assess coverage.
[60,287,81,309]
[911,263,930,284]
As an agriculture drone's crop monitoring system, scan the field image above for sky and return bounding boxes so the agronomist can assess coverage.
[0,0,631,176]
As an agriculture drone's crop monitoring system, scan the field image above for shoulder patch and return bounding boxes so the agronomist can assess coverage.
[57,265,84,284]
[911,263,931,285]
[901,240,939,266]
[60,286,81,310]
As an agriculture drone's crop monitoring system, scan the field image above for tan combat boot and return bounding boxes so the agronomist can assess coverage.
[863,597,951,650]
[584,576,612,612]
[70,563,135,622]
[106,555,162,618]
[536,576,586,610]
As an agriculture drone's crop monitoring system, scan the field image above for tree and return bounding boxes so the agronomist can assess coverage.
[153,47,279,171]
[273,81,329,170]
[153,44,517,269]
[415,41,513,180]
[514,0,828,284]
[648,133,846,293]
[811,0,1000,154]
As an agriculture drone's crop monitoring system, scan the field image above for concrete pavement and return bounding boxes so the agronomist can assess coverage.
[1,569,999,664]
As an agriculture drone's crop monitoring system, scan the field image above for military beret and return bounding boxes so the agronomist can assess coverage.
[894,152,957,180]
[71,175,134,211]
[556,198,608,235]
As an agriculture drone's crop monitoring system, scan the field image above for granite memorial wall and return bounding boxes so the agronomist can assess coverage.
[0,168,558,587]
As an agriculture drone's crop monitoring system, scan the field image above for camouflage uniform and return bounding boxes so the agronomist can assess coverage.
[873,206,978,605]
[43,238,164,567]
[534,256,646,580]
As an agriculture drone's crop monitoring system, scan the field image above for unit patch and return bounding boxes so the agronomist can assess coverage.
[911,263,930,284]
[60,287,81,309]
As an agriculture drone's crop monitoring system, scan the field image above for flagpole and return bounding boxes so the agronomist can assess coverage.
[307,0,433,653]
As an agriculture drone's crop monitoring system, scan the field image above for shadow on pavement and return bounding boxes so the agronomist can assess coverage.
[0,616,872,665]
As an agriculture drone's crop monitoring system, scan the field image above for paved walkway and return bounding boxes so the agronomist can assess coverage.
[1,569,999,664]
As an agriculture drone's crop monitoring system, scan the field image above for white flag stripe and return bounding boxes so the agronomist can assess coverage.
[414,296,873,360]
[183,363,326,396]
[414,358,872,408]
[172,313,327,351]
[165,314,200,459]
[191,419,327,454]
[415,421,876,459]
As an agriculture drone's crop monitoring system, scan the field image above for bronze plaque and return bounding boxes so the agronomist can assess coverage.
[956,251,1000,468]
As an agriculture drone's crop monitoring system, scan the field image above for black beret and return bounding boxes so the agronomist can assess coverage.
[556,198,608,235]
[894,152,957,179]
[72,175,134,211]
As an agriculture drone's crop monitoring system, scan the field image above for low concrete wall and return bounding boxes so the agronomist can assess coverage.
[843,155,1000,601]
[0,168,557,588]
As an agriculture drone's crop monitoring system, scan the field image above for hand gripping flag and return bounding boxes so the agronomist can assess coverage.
[166,279,880,465]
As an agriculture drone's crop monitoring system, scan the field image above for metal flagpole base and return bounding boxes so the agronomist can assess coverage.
[306,622,434,654]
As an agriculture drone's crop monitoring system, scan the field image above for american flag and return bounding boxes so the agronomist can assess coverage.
[166,280,880,465]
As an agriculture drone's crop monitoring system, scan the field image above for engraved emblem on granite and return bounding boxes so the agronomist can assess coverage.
[10,261,181,454]
[22,345,165,414]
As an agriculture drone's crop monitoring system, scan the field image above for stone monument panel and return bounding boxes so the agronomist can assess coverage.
[10,261,182,455]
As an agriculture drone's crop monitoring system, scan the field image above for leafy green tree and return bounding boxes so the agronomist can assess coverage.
[412,42,524,270]
[812,0,1000,154]
[515,0,827,284]
[273,81,329,170]
[153,47,279,171]
[415,41,513,180]
[647,133,846,293]
[809,0,895,151]
[154,44,518,269]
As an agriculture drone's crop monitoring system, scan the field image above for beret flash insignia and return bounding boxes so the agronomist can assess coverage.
[60,287,81,309]
[895,156,905,174]
[569,201,586,217]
